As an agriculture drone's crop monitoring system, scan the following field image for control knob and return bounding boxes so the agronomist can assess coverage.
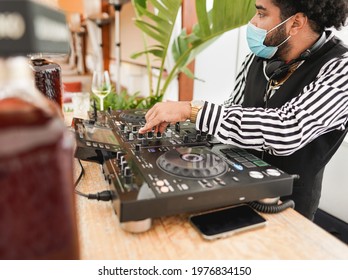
[142,138,147,146]
[119,155,126,167]
[166,129,172,138]
[121,161,128,171]
[116,151,125,163]
[124,167,132,184]
[175,122,180,132]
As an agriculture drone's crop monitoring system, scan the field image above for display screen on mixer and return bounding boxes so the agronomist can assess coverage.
[85,127,119,145]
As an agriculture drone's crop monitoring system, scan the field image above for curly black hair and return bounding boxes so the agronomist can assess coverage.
[272,0,348,33]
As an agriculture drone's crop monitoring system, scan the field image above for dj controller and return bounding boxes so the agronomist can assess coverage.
[72,109,294,231]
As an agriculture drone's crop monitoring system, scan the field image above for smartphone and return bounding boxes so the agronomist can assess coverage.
[189,204,267,240]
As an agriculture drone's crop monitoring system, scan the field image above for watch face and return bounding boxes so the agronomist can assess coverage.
[192,100,204,107]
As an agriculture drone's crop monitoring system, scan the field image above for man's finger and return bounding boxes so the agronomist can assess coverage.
[158,122,168,133]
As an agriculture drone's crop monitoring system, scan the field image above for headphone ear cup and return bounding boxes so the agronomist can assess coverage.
[300,49,311,60]
[266,59,300,80]
[272,64,291,80]
[265,59,286,78]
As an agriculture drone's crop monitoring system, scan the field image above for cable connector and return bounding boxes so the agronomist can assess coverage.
[88,190,113,201]
[291,174,300,180]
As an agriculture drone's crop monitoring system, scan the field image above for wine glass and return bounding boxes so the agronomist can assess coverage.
[91,70,111,111]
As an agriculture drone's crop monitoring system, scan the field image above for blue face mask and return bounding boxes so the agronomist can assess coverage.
[246,16,293,59]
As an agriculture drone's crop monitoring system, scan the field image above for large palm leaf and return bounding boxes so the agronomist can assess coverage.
[131,0,182,98]
[131,0,255,102]
[165,0,255,95]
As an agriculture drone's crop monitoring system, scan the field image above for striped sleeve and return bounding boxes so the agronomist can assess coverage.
[223,53,255,107]
[197,52,348,156]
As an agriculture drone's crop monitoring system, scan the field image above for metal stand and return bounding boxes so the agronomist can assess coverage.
[120,218,152,233]
[109,0,130,93]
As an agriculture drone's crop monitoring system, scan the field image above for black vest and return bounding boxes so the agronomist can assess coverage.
[242,35,348,213]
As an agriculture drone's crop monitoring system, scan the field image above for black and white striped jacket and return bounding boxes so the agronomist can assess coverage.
[197,35,348,157]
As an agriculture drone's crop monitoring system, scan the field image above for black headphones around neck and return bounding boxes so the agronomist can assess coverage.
[265,32,327,80]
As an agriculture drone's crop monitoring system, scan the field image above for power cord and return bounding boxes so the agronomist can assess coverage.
[248,199,295,214]
[248,174,299,213]
[76,189,113,201]
[74,158,85,187]
[74,158,113,201]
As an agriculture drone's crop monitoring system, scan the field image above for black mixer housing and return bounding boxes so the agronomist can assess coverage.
[73,109,294,223]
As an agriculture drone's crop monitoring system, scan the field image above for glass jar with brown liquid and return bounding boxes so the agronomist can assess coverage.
[29,56,63,109]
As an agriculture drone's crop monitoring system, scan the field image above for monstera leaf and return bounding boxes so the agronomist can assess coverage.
[131,0,255,102]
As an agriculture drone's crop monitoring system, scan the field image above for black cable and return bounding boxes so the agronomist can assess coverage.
[75,189,113,201]
[74,159,113,201]
[75,188,113,201]
[74,158,85,187]
[75,189,88,198]
[86,190,113,201]
[248,199,295,214]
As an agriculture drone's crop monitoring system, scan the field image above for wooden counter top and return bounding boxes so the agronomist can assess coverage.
[74,160,348,260]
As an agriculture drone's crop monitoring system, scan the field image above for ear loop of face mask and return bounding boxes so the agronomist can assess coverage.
[266,15,294,48]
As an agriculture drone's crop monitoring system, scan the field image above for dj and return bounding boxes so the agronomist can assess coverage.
[139,0,348,220]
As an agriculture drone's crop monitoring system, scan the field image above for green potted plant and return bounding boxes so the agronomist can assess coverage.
[130,0,255,106]
[92,86,146,111]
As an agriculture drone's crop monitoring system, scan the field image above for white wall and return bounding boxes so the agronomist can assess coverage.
[333,27,348,44]
[321,141,348,223]
[193,26,249,104]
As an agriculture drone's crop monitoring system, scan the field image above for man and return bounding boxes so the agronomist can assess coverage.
[139,0,348,220]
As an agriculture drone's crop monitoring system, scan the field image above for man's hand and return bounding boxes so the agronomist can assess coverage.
[139,101,191,134]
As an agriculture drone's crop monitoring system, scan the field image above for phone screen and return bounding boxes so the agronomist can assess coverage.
[189,204,266,240]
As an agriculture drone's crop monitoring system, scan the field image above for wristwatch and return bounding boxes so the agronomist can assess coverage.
[190,100,205,123]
